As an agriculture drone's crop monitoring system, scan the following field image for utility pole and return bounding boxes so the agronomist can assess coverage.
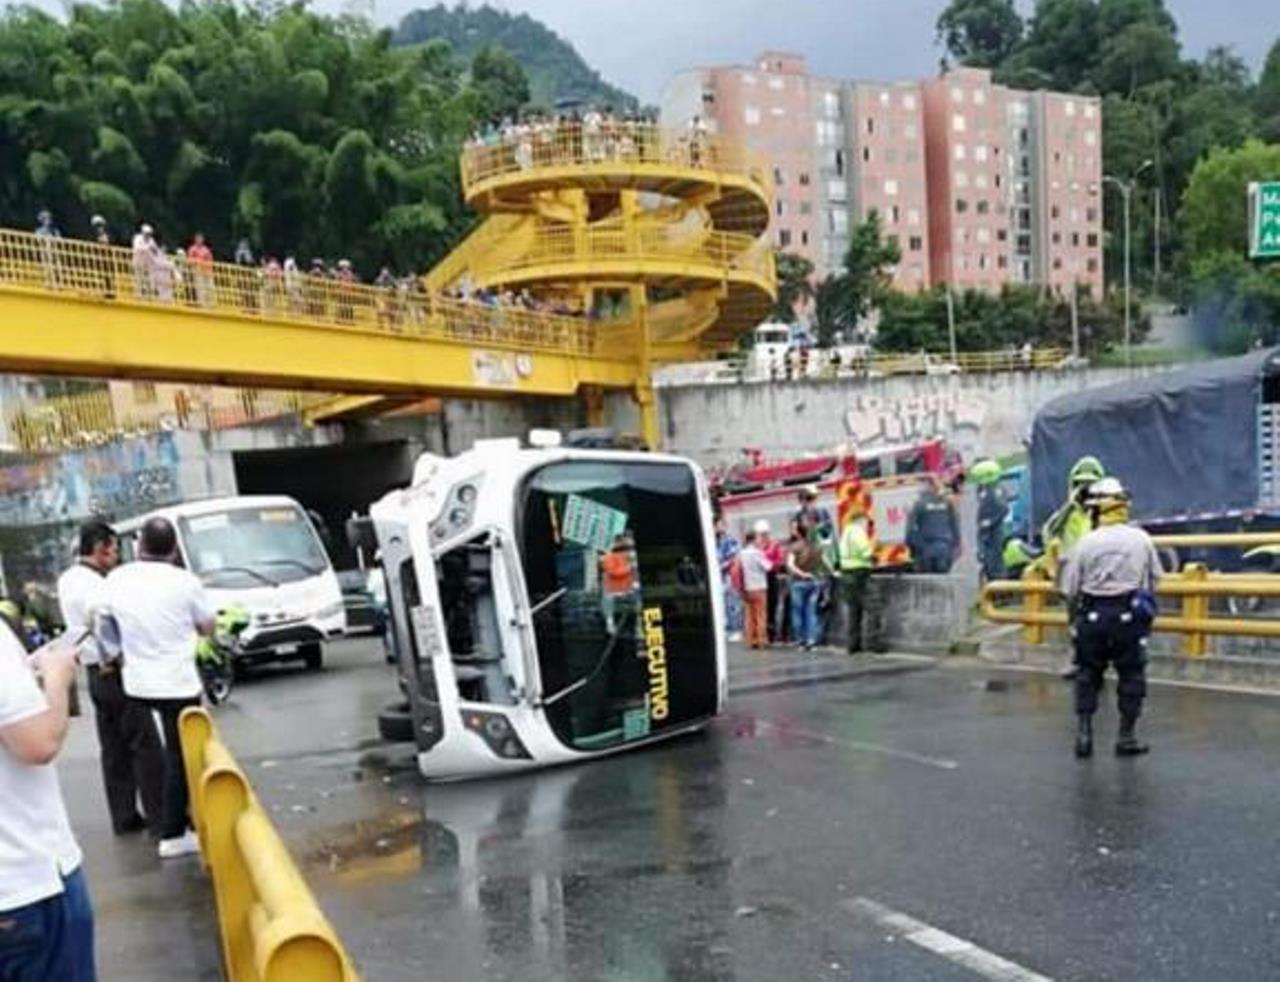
[1104,161,1151,370]
[945,285,957,363]
[1070,282,1080,360]
[1153,187,1162,297]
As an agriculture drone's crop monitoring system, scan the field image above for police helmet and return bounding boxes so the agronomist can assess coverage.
[1069,455,1105,487]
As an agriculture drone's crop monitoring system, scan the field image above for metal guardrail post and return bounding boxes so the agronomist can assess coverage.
[1180,562,1209,657]
[1022,565,1049,645]
[179,707,359,982]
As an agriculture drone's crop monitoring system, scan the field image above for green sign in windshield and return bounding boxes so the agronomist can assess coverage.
[1250,181,1280,260]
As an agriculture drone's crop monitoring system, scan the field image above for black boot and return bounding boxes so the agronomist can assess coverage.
[1115,716,1150,757]
[1074,714,1093,759]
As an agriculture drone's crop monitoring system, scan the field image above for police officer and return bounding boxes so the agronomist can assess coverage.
[838,510,878,654]
[972,459,1008,582]
[906,478,959,573]
[1060,478,1162,759]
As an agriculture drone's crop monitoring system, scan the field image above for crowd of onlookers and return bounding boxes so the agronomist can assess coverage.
[28,209,598,328]
[467,106,713,171]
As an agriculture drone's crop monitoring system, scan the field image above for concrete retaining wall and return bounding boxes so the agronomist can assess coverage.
[658,365,1167,470]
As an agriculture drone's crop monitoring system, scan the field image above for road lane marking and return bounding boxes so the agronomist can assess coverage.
[844,897,1054,981]
[753,720,958,770]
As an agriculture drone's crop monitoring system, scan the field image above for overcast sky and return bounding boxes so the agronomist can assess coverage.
[366,0,1279,103]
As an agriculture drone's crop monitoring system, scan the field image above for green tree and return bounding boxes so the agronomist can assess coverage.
[935,0,1023,69]
[814,213,900,346]
[1258,40,1280,140]
[771,251,814,322]
[470,44,530,120]
[1180,140,1280,257]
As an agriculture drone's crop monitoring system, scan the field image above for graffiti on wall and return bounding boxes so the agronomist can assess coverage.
[0,433,181,528]
[844,390,990,455]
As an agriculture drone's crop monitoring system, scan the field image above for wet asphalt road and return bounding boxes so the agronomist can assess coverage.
[64,638,1280,981]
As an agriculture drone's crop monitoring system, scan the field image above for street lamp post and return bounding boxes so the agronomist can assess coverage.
[1103,160,1152,369]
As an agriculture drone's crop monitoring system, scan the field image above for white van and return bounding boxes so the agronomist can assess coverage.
[115,495,345,671]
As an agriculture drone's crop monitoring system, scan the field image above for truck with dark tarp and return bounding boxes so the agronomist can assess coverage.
[1028,347,1280,572]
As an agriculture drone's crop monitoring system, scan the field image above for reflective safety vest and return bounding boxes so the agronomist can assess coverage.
[840,522,874,571]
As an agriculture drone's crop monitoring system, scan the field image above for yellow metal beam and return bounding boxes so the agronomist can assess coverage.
[0,289,638,398]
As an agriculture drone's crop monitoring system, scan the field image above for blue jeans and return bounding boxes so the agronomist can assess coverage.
[0,868,96,981]
[723,584,744,633]
[789,579,820,646]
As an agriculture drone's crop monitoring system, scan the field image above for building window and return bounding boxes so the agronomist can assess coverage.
[879,90,891,106]
[779,228,792,247]
[953,113,967,132]
[862,146,871,163]
[776,200,785,217]
[1086,232,1098,247]
[801,230,809,246]
[1086,206,1097,223]
[1071,232,1081,247]
[770,106,786,117]
[1087,257,1099,273]
[829,210,848,234]
[1051,205,1060,220]
[1019,128,1029,148]
[835,149,845,175]
[1065,99,1076,117]
[909,235,923,252]
[955,171,970,189]
[1084,103,1097,120]
[954,143,967,161]
[975,173,988,190]
[1052,232,1061,245]
[823,91,839,118]
[799,172,811,186]
[974,145,988,163]
[1017,234,1032,253]
[891,205,901,224]
[1070,207,1081,223]
[773,166,784,186]
[745,106,760,125]
[977,227,991,244]
[904,122,918,140]
[1085,130,1097,147]
[800,201,813,215]
[903,93,917,110]
[997,229,1008,243]
[997,255,1008,270]
[883,178,899,196]
[768,77,784,91]
[866,116,875,135]
[976,200,990,215]
[1053,257,1064,270]
[978,253,989,270]
[956,198,969,214]
[951,86,964,103]
[743,73,757,86]
[974,89,987,105]
[828,179,848,201]
[907,208,921,226]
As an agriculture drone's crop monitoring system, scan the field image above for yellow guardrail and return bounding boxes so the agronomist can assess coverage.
[473,219,773,285]
[981,563,1280,658]
[179,707,360,982]
[6,385,320,453]
[460,120,770,208]
[0,230,617,361]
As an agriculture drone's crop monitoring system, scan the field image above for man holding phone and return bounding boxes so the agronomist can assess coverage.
[0,626,96,980]
[58,520,163,837]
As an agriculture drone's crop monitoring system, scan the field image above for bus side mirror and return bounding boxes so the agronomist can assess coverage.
[346,516,378,555]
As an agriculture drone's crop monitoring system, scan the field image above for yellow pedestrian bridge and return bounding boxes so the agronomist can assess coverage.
[0,121,776,448]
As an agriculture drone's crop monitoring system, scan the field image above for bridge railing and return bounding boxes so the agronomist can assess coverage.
[0,229,614,360]
[180,707,360,982]
[472,219,773,284]
[460,120,770,201]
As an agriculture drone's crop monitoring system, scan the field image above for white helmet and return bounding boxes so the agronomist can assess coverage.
[1086,477,1129,504]
[753,519,771,535]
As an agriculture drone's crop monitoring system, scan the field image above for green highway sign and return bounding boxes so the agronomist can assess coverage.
[1250,181,1280,260]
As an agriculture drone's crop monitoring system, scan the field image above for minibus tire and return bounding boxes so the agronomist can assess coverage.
[301,643,323,671]
[378,703,415,743]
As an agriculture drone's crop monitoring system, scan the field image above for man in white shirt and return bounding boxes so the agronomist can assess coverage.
[105,517,215,859]
[0,624,95,980]
[58,520,163,836]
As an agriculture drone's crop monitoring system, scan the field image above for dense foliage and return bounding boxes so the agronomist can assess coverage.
[393,4,638,113]
[0,0,536,275]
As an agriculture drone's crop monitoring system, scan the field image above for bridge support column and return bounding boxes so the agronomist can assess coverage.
[630,283,661,450]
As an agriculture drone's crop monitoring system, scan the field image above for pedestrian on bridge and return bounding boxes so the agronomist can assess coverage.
[1060,478,1162,759]
[105,517,216,859]
[57,521,164,837]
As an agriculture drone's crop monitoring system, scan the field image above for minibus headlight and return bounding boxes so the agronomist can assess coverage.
[462,710,531,760]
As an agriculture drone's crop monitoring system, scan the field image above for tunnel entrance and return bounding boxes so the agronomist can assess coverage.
[233,440,413,569]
